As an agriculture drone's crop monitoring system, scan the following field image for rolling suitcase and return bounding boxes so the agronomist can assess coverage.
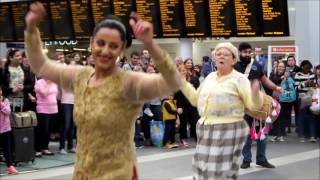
[12,127,35,165]
[9,97,35,165]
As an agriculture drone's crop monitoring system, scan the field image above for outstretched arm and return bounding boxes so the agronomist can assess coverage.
[25,2,83,91]
[123,13,182,102]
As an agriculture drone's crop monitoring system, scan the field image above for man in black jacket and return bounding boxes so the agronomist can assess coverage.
[234,42,281,169]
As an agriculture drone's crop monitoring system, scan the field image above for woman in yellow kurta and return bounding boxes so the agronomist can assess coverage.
[25,2,182,180]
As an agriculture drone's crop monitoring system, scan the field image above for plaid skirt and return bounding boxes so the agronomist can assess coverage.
[193,120,249,180]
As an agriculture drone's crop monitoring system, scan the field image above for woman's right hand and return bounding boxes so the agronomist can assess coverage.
[25,2,46,32]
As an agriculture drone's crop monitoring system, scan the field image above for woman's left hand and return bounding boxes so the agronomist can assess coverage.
[129,12,154,46]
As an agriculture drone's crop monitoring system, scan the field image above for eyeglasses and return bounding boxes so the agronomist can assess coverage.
[215,52,233,57]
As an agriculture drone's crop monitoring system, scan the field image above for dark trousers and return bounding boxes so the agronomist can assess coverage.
[292,99,300,128]
[134,118,144,147]
[179,106,199,140]
[50,100,62,135]
[59,104,75,150]
[163,120,176,145]
[298,103,317,138]
[273,102,292,137]
[35,113,56,151]
[0,131,13,167]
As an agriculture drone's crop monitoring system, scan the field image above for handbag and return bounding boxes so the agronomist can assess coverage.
[243,59,274,121]
[150,120,165,147]
[310,88,320,115]
[299,90,313,109]
[10,97,38,128]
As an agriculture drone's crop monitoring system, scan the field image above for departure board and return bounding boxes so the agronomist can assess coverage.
[49,0,73,40]
[208,0,235,37]
[70,0,93,40]
[159,0,183,37]
[0,3,15,42]
[38,1,53,40]
[112,0,133,21]
[183,0,210,37]
[234,0,261,36]
[91,0,112,26]
[135,0,162,37]
[262,0,289,36]
[11,2,29,41]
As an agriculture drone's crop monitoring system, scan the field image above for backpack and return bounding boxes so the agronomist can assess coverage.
[279,77,296,102]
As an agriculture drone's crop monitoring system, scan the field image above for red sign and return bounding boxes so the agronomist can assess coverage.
[271,47,296,53]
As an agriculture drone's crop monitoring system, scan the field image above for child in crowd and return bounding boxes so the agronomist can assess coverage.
[0,86,18,174]
[162,94,182,149]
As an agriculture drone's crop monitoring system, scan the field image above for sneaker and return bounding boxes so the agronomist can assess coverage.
[59,149,68,155]
[309,137,317,143]
[42,150,54,156]
[135,144,144,149]
[164,143,173,149]
[181,139,189,147]
[256,160,275,168]
[143,108,154,117]
[6,166,18,174]
[170,142,179,148]
[270,136,278,142]
[35,152,42,157]
[240,161,250,169]
[299,138,305,143]
[278,136,285,142]
[68,148,76,153]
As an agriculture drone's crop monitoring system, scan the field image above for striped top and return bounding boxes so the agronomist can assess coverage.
[294,72,316,94]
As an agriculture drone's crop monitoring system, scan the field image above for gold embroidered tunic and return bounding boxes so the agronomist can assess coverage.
[25,29,182,180]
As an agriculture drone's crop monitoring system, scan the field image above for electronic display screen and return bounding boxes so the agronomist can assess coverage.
[183,0,210,37]
[49,0,73,40]
[159,0,184,37]
[11,2,29,41]
[0,3,15,42]
[70,0,93,40]
[208,0,235,37]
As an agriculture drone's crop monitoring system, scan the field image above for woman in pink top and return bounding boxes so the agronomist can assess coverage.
[0,86,18,174]
[34,78,58,156]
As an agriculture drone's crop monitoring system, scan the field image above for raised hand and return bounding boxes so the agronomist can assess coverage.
[25,2,46,32]
[129,12,154,46]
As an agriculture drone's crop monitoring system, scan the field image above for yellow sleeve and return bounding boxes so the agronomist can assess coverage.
[237,76,263,111]
[24,28,83,92]
[180,80,199,107]
[123,53,182,102]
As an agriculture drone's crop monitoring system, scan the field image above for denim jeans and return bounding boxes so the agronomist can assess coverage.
[242,115,267,163]
[242,136,267,163]
[59,104,75,150]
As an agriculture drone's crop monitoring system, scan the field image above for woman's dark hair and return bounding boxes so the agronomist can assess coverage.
[315,64,320,70]
[0,84,6,98]
[5,49,20,68]
[93,15,132,48]
[300,60,313,69]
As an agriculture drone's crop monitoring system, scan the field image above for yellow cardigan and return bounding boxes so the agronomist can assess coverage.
[181,70,263,125]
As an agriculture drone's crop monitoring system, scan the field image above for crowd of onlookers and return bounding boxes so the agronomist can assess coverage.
[0,45,319,174]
